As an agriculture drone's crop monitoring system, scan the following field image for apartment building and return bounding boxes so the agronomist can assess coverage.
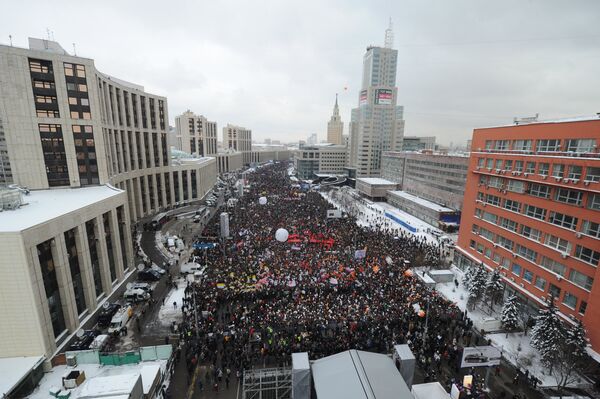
[223,124,252,165]
[174,110,218,157]
[455,116,600,352]
[295,144,348,179]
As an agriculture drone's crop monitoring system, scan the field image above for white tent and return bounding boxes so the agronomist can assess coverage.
[311,350,413,399]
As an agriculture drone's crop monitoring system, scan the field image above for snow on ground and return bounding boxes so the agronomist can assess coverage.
[28,360,166,399]
[157,279,186,327]
[435,265,576,388]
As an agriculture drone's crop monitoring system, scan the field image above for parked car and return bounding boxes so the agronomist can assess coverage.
[69,329,101,351]
[138,269,161,281]
[130,282,153,293]
[180,262,202,274]
[123,288,151,303]
[97,303,122,328]
[150,264,166,275]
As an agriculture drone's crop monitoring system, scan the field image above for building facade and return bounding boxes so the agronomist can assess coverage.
[216,151,243,174]
[294,144,348,180]
[327,95,343,145]
[381,151,469,211]
[0,38,217,362]
[455,116,600,352]
[348,25,404,177]
[174,110,218,157]
[223,124,252,165]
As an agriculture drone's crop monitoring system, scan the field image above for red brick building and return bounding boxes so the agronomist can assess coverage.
[455,116,600,353]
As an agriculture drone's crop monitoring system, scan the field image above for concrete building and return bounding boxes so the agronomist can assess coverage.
[0,37,217,363]
[402,136,436,151]
[294,144,347,179]
[455,116,600,353]
[223,124,252,165]
[387,190,461,229]
[348,22,405,177]
[327,94,344,145]
[174,110,218,157]
[381,151,469,211]
[0,117,11,185]
[307,133,318,146]
[355,177,398,200]
[216,150,243,174]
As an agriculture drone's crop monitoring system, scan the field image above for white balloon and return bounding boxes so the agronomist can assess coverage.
[275,228,289,242]
[258,196,267,205]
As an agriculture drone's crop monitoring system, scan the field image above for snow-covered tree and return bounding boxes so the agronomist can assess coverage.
[552,320,589,390]
[466,265,487,310]
[462,264,474,291]
[485,268,504,309]
[501,295,520,336]
[530,298,565,370]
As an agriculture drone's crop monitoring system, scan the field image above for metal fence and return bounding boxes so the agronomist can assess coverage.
[242,367,292,399]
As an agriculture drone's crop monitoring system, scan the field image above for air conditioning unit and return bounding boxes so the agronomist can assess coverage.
[523,173,529,177]
[493,243,498,248]
[557,275,562,281]
[575,232,582,239]
[572,179,579,184]
[561,252,568,259]
[66,355,77,367]
[496,169,501,173]
[502,190,507,194]
[516,172,522,176]
[555,177,561,182]
[520,283,525,287]
[510,277,515,282]
[512,171,517,176]
[541,175,547,180]
[583,181,590,186]
[482,203,487,207]
[476,166,480,170]
[563,178,570,183]
[513,253,517,258]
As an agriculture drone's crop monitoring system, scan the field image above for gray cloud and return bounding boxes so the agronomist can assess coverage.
[2,0,600,145]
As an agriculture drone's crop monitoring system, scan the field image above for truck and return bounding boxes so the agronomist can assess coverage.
[108,306,132,335]
[123,288,151,303]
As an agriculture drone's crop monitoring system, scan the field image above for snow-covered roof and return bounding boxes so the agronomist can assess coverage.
[139,364,161,395]
[412,382,450,399]
[0,185,124,233]
[311,350,412,399]
[479,114,600,130]
[388,191,455,213]
[356,177,397,186]
[0,355,44,397]
[78,373,140,398]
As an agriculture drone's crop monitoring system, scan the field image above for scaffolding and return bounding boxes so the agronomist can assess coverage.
[242,367,293,399]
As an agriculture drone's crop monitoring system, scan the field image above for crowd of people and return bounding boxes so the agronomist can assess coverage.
[175,162,481,394]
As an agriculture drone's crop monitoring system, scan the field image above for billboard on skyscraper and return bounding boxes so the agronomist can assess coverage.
[359,90,368,106]
[375,89,393,105]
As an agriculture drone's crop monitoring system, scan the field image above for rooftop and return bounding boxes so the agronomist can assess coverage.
[0,185,124,233]
[388,190,455,213]
[0,355,44,397]
[479,114,600,130]
[356,177,397,186]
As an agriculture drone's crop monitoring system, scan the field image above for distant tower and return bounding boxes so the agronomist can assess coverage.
[327,94,344,145]
[384,18,394,49]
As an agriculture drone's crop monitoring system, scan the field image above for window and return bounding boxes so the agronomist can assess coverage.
[581,220,600,238]
[495,140,509,150]
[501,258,511,269]
[544,234,572,254]
[29,60,50,73]
[64,63,74,76]
[538,163,549,176]
[568,270,594,291]
[566,139,595,153]
[563,292,577,309]
[529,183,551,198]
[496,235,514,250]
[33,80,54,89]
[516,244,537,262]
[535,276,547,291]
[507,180,525,193]
[479,226,494,241]
[537,139,561,152]
[521,225,541,241]
[486,194,501,206]
[495,159,503,169]
[568,165,582,180]
[540,256,567,276]
[500,217,518,232]
[514,160,524,172]
[482,211,498,224]
[575,245,600,266]
[525,204,546,220]
[588,194,600,211]
[486,158,494,169]
[489,176,503,189]
[504,160,513,171]
[524,162,535,174]
[552,164,565,178]
[36,110,59,118]
[485,140,493,150]
[469,240,476,249]
[511,263,522,276]
[503,199,521,212]
[555,188,583,206]
[523,269,534,283]
[549,212,578,230]
[579,301,587,315]
[549,283,561,299]
[585,167,600,182]
[477,158,485,168]
[493,253,502,264]
[68,97,78,105]
[513,139,532,151]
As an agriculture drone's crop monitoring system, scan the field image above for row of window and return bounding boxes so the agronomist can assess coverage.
[477,157,600,182]
[468,240,588,314]
[484,138,597,153]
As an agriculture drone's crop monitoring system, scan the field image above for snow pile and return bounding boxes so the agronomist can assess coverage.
[157,280,186,327]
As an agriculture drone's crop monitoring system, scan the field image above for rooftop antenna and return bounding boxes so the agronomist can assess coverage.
[72,43,77,56]
[384,18,394,48]
[46,28,51,40]
[8,35,12,46]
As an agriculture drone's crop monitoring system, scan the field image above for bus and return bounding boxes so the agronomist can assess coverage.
[150,212,169,230]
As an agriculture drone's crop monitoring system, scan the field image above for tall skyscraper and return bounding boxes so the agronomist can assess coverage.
[349,21,404,176]
[327,94,343,145]
[175,110,218,157]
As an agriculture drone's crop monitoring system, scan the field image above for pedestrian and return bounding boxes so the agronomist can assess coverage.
[495,366,501,376]
[173,301,177,309]
[226,376,230,389]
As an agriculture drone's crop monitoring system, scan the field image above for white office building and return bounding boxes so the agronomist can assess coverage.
[174,110,218,157]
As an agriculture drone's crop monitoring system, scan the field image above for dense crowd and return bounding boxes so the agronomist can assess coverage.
[177,163,479,393]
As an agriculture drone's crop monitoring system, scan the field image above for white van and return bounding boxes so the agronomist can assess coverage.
[89,334,110,351]
[108,306,132,335]
[180,262,202,274]
[123,288,150,303]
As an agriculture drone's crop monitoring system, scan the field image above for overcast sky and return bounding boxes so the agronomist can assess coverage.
[3,0,600,145]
